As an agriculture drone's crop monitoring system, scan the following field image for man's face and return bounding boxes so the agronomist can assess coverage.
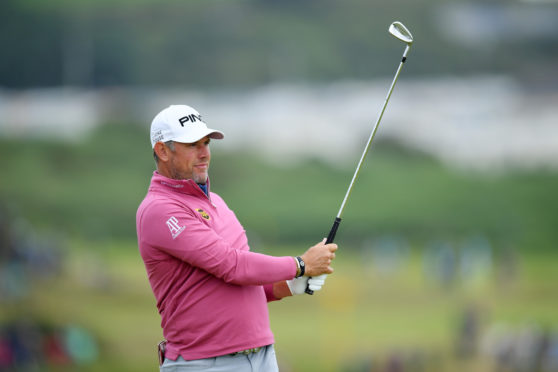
[167,136,211,184]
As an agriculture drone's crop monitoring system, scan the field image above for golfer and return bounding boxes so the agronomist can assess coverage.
[136,104,338,371]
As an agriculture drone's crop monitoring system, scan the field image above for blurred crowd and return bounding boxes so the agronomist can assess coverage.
[361,234,518,291]
[342,234,558,372]
[0,321,98,370]
[480,322,558,372]
[423,235,518,292]
[0,205,99,370]
[455,305,558,372]
[0,208,62,301]
[340,318,558,372]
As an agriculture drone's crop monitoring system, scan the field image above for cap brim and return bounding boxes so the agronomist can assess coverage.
[171,128,224,144]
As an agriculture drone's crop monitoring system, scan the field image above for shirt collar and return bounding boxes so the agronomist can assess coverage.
[151,171,211,197]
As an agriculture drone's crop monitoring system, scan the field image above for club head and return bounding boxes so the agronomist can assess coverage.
[389,21,413,45]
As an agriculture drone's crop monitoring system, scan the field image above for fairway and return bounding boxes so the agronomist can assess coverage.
[11,239,557,372]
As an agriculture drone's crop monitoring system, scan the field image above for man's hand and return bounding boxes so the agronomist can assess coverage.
[300,238,338,277]
[286,276,326,295]
[307,275,326,291]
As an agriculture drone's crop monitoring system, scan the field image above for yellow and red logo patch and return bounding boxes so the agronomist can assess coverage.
[196,208,211,220]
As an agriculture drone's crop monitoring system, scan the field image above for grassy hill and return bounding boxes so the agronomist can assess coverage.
[1,122,557,252]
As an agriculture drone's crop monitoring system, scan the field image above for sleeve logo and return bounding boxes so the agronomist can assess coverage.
[166,216,186,239]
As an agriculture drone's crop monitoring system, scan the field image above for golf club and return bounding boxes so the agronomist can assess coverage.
[306,21,414,294]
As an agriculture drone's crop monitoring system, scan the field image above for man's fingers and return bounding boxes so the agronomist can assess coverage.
[309,283,322,291]
[303,240,339,276]
[308,276,326,291]
[308,277,325,286]
[326,243,338,252]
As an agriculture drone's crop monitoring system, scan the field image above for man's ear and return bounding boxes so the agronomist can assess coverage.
[154,142,170,162]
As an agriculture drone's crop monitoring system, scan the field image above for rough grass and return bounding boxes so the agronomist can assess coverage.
[14,239,558,372]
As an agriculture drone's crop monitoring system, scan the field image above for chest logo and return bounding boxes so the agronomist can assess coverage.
[196,209,211,220]
[166,216,186,239]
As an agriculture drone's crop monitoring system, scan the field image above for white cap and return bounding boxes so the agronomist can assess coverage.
[150,105,224,148]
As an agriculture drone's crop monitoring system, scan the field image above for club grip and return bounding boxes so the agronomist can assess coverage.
[305,217,342,295]
[325,217,341,244]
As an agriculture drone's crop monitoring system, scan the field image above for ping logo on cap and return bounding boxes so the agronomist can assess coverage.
[179,114,203,126]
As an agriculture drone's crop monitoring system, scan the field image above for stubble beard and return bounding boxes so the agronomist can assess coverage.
[169,166,208,184]
[193,171,208,185]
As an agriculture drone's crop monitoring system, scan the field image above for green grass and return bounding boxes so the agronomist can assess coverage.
[9,239,557,372]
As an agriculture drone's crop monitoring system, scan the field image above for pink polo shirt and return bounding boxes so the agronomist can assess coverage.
[136,172,296,360]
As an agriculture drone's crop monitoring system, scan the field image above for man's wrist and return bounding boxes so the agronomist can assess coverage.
[273,281,293,299]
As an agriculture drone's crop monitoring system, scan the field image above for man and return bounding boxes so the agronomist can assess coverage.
[136,104,338,371]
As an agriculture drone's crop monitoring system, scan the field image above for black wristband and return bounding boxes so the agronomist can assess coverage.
[295,256,305,277]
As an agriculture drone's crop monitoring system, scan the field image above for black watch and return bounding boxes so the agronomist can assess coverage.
[295,256,305,278]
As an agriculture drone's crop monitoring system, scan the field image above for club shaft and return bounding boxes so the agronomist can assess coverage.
[335,45,410,220]
[305,44,411,295]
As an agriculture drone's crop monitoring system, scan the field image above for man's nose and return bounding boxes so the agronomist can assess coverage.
[199,145,210,158]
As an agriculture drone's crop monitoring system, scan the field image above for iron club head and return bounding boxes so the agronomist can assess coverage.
[389,22,413,45]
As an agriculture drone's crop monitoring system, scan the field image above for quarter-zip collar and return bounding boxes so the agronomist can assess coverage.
[151,171,211,200]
